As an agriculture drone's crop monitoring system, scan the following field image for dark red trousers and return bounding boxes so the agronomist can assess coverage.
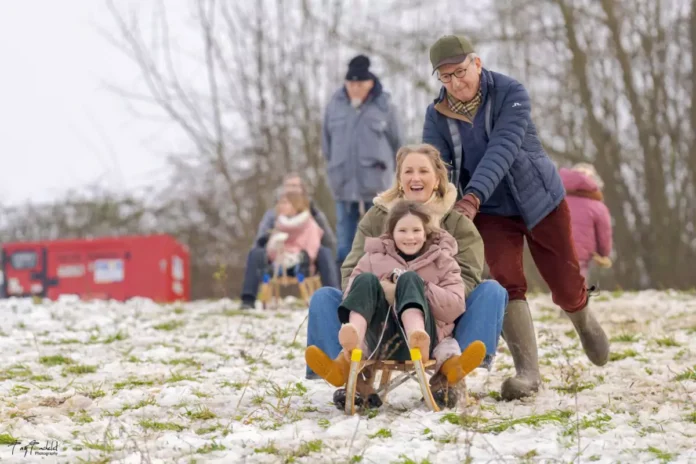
[474,200,588,312]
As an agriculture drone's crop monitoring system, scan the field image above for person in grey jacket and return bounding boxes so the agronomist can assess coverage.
[322,55,404,266]
[240,174,339,309]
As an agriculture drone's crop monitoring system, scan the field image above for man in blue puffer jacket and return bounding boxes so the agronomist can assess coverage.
[423,35,610,401]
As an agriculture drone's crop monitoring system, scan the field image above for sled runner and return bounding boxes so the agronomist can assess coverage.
[341,347,442,415]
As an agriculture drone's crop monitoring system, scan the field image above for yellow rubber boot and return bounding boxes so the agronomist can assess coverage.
[440,340,486,385]
[305,346,350,387]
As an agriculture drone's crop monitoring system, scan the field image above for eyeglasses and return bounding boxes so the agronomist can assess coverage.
[438,60,475,83]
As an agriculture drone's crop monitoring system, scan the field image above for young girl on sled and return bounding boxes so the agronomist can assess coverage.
[305,200,485,408]
[265,191,324,278]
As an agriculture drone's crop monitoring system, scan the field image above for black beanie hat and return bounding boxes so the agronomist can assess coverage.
[345,55,373,81]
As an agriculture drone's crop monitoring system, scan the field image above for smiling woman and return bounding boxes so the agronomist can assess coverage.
[304,143,509,410]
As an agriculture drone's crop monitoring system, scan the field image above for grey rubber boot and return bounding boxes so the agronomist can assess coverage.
[500,300,541,401]
[565,302,610,366]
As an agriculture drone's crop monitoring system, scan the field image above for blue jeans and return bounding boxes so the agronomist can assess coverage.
[336,201,374,265]
[305,280,508,378]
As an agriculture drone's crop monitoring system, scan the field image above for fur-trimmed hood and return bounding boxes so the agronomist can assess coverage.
[373,183,458,226]
[363,229,458,271]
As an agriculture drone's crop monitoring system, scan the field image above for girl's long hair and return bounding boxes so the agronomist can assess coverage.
[384,200,440,249]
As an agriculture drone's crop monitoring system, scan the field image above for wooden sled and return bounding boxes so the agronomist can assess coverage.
[258,266,321,309]
[343,348,442,415]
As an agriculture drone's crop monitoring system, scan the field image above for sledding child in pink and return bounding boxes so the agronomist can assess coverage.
[306,200,485,391]
[560,163,613,278]
[266,191,324,276]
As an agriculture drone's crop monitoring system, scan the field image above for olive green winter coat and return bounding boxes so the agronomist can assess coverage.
[340,183,484,297]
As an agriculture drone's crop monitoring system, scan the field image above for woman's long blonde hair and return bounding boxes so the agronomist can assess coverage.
[379,143,449,204]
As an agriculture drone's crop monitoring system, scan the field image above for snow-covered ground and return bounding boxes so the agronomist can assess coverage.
[1,291,695,464]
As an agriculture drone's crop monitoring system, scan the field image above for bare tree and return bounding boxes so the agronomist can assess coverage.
[451,0,696,290]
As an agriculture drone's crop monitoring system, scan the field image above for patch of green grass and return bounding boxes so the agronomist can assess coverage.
[368,428,392,439]
[139,419,184,432]
[674,366,696,381]
[192,389,210,398]
[588,456,601,462]
[82,432,116,453]
[63,364,97,376]
[564,329,577,339]
[173,307,185,315]
[76,384,106,399]
[293,439,322,458]
[562,412,613,436]
[285,341,303,350]
[43,338,80,345]
[0,433,18,445]
[186,407,216,421]
[350,456,363,463]
[519,449,539,463]
[114,377,156,390]
[440,412,489,427]
[318,418,330,429]
[166,357,201,367]
[166,372,197,383]
[655,336,681,347]
[30,374,53,382]
[645,367,654,375]
[72,410,94,424]
[610,333,638,343]
[222,309,267,319]
[609,349,638,362]
[645,446,676,463]
[0,363,33,380]
[196,424,220,435]
[94,330,128,344]
[685,412,696,423]
[552,382,596,394]
[153,320,185,331]
[197,441,226,454]
[122,397,156,411]
[254,442,279,454]
[393,456,432,464]
[40,355,73,366]
[441,410,573,434]
[220,380,245,390]
[11,385,30,396]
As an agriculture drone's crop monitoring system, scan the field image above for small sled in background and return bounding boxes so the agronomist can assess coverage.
[257,263,321,309]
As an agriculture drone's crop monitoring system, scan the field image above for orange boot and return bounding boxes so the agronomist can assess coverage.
[439,340,486,385]
[305,323,364,387]
[305,347,351,387]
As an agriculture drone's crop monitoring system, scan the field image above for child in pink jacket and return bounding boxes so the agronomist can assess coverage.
[560,164,613,278]
[266,191,324,275]
[306,200,485,392]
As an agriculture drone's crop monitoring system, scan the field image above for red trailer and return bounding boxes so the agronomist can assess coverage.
[0,234,190,302]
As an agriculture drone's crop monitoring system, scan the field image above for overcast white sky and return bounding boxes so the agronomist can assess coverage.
[0,1,175,206]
